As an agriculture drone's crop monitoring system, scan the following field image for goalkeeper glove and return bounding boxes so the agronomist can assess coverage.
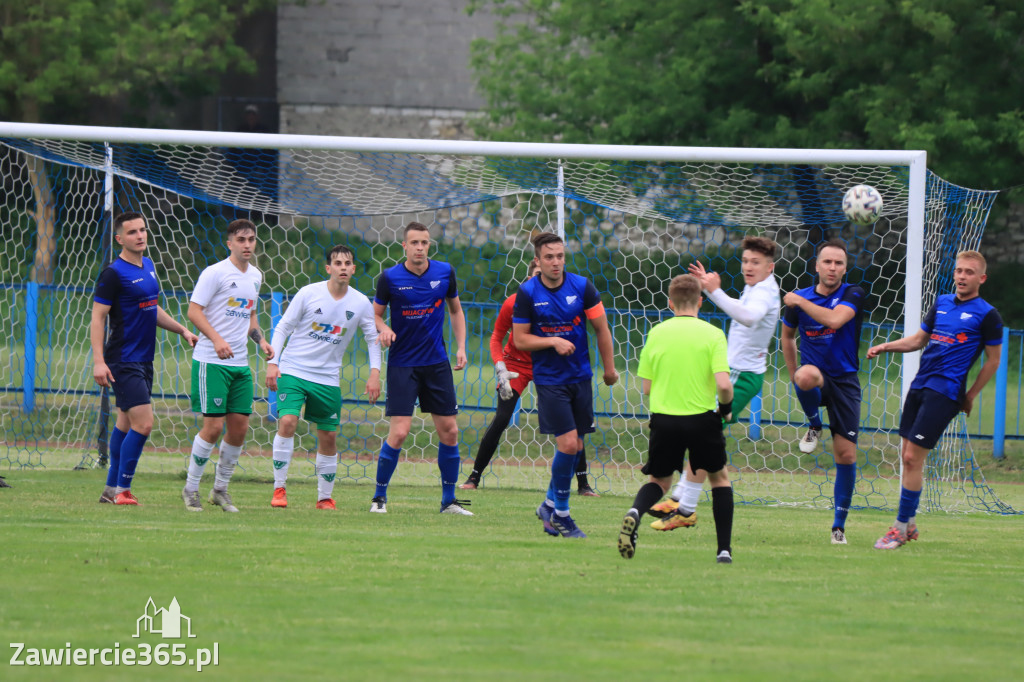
[717,400,733,424]
[494,361,519,401]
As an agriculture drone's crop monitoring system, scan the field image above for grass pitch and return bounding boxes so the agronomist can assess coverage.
[1,471,1022,682]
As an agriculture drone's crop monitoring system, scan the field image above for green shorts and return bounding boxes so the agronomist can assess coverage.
[728,370,764,424]
[191,360,254,415]
[276,374,341,431]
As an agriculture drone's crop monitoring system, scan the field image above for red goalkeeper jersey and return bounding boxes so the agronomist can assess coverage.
[491,294,532,369]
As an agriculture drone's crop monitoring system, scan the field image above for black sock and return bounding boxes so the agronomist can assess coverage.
[712,486,734,554]
[631,482,665,518]
[577,473,589,489]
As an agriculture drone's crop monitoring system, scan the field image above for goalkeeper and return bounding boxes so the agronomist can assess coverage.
[459,260,598,495]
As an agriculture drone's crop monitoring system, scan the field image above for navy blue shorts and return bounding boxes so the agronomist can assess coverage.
[385,361,458,417]
[642,411,727,478]
[821,372,861,443]
[899,387,961,449]
[108,361,154,411]
[535,381,595,437]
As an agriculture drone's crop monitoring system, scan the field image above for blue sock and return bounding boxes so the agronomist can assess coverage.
[374,441,401,500]
[794,384,823,429]
[832,462,856,529]
[106,427,127,488]
[897,487,922,523]
[117,429,148,490]
[438,442,460,506]
[550,450,578,512]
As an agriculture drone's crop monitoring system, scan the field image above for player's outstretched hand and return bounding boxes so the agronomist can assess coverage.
[551,337,575,356]
[687,261,707,278]
[603,368,619,386]
[453,349,467,371]
[93,362,115,387]
[495,361,519,400]
[866,343,886,360]
[183,330,199,348]
[702,271,721,293]
[260,339,275,360]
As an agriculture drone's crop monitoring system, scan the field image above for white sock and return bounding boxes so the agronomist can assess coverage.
[214,441,243,491]
[115,486,127,495]
[679,476,704,515]
[316,453,338,501]
[185,435,216,492]
[272,435,294,489]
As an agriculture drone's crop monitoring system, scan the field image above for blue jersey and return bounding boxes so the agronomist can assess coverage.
[912,294,1003,402]
[783,282,866,377]
[375,260,458,367]
[93,256,160,363]
[513,273,603,386]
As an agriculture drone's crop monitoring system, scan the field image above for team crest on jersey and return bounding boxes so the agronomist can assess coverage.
[960,312,973,320]
[831,298,839,306]
[214,398,223,406]
[430,280,441,289]
[150,272,157,280]
[278,393,287,400]
[566,295,577,304]
[346,310,354,320]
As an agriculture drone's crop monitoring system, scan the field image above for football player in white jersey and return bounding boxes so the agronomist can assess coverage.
[182,219,274,512]
[649,236,781,530]
[264,245,381,509]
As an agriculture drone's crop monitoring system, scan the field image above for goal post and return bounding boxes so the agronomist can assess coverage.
[0,121,1014,514]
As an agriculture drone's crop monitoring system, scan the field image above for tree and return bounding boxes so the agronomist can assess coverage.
[0,0,275,284]
[467,0,1024,189]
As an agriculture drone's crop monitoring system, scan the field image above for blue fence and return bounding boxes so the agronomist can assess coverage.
[6,281,1024,454]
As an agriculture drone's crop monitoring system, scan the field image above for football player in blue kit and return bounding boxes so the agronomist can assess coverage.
[370,222,472,515]
[513,232,619,538]
[781,239,867,544]
[866,250,1002,549]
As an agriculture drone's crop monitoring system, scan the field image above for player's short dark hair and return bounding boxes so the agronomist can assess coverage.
[113,211,145,233]
[327,244,354,264]
[531,232,563,258]
[404,221,431,239]
[816,238,848,259]
[529,259,541,277]
[742,236,777,260]
[668,274,702,308]
[227,218,256,237]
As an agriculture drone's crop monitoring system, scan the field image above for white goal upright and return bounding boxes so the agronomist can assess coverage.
[0,121,1013,514]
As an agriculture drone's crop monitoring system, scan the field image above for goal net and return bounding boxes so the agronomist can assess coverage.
[0,123,1014,514]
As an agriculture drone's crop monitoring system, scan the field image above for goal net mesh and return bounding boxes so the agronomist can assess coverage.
[0,132,1014,513]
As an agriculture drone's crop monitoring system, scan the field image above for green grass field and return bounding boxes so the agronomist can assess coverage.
[2,470,1022,681]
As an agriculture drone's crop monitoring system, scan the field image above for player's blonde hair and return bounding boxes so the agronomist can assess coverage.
[668,274,702,308]
[956,250,987,273]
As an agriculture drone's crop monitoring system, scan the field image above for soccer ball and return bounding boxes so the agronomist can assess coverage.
[842,185,883,225]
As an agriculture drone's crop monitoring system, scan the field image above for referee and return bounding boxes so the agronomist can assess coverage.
[618,274,735,563]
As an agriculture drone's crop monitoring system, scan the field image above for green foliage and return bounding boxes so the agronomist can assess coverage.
[468,0,1024,188]
[0,0,276,123]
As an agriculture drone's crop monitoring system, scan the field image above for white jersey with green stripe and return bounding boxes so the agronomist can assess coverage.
[269,281,381,386]
[707,275,780,374]
[190,258,263,367]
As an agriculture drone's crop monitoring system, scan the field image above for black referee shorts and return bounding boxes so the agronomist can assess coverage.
[641,411,726,478]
